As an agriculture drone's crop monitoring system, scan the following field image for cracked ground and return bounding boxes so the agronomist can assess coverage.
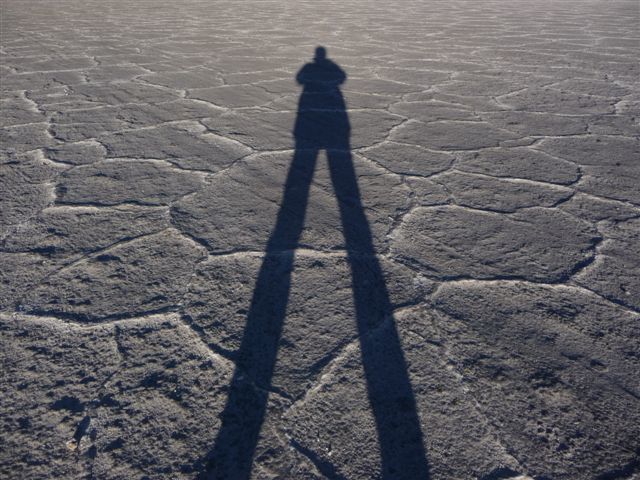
[1,0,639,479]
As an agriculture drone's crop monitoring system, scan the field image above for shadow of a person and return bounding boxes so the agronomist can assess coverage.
[199,47,430,480]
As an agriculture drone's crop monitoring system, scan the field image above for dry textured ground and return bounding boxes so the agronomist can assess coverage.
[1,0,639,479]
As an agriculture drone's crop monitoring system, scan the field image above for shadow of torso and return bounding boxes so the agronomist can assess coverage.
[294,58,350,150]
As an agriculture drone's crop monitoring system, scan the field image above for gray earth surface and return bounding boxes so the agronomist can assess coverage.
[1,0,639,479]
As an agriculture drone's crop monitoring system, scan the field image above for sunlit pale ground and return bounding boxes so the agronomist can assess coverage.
[1,1,639,479]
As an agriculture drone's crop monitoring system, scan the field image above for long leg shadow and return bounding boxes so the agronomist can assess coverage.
[199,47,430,480]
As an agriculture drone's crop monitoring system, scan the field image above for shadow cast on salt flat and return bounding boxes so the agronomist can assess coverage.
[197,47,430,480]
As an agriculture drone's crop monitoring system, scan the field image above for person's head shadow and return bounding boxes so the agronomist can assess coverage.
[296,46,346,92]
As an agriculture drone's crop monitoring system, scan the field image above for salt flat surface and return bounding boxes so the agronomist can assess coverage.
[1,0,639,478]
